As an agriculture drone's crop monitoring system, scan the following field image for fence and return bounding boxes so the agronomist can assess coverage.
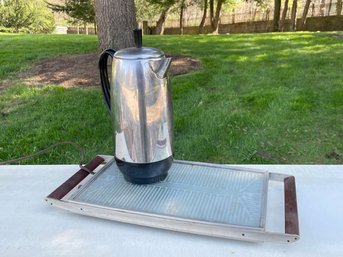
[159,15,343,35]
[66,0,342,35]
[148,0,342,29]
[67,27,96,35]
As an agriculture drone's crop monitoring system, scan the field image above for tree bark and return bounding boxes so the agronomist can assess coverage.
[211,0,224,33]
[180,1,185,35]
[327,0,332,15]
[273,0,281,31]
[337,0,343,15]
[95,0,137,51]
[298,0,311,31]
[84,22,88,35]
[279,0,289,31]
[198,0,208,34]
[209,0,214,28]
[290,0,297,31]
[311,3,315,16]
[155,7,169,35]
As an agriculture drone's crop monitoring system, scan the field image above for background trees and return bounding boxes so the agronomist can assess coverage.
[0,0,55,33]
[1,0,336,37]
[298,0,311,30]
[145,0,176,35]
[273,0,281,31]
[135,0,161,24]
[48,0,95,34]
[143,0,235,35]
[290,0,298,31]
[198,0,227,34]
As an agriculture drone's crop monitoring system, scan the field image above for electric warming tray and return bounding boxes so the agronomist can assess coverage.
[46,155,299,243]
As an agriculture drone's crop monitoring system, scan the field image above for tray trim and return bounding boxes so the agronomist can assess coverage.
[46,197,299,243]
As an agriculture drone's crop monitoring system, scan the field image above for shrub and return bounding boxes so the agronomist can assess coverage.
[0,0,55,34]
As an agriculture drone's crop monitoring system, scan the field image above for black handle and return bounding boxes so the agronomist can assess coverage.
[99,49,116,112]
[133,28,142,48]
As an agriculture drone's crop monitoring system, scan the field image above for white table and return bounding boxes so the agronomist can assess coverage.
[0,163,342,257]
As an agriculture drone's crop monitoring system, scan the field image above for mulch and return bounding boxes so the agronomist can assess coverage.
[0,52,201,90]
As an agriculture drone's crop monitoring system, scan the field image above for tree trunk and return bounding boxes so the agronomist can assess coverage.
[280,0,289,31]
[248,5,252,22]
[252,8,257,21]
[76,26,80,34]
[198,0,208,34]
[298,0,311,31]
[337,0,342,15]
[155,7,169,35]
[212,17,221,34]
[180,2,185,35]
[209,0,214,29]
[265,8,270,20]
[319,0,325,16]
[327,0,333,15]
[84,22,88,35]
[95,0,137,51]
[211,0,224,33]
[273,0,281,31]
[290,0,297,31]
[94,22,97,34]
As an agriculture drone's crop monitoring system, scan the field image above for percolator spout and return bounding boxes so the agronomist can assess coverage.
[151,57,172,79]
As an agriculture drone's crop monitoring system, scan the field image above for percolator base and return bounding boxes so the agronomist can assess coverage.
[115,156,173,184]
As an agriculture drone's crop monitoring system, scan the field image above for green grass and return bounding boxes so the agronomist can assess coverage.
[0,32,342,164]
[0,33,97,80]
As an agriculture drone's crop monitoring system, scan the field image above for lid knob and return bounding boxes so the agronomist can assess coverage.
[133,29,142,48]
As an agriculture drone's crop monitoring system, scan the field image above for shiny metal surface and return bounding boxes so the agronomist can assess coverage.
[110,49,173,163]
[114,47,164,59]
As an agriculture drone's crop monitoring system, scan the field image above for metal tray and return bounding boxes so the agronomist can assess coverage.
[46,156,299,243]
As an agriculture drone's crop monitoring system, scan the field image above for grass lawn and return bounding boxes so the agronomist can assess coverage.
[0,33,97,80]
[0,32,342,164]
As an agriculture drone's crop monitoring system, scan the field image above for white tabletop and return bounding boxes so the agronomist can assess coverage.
[0,163,342,257]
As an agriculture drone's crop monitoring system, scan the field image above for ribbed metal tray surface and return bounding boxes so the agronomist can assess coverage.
[71,161,268,229]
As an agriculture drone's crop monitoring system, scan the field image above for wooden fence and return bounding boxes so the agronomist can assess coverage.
[148,0,342,29]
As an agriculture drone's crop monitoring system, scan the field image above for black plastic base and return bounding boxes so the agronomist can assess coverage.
[115,156,173,184]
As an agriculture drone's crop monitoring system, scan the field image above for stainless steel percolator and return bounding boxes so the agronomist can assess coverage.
[99,29,173,184]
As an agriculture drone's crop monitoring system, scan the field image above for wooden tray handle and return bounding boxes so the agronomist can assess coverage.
[47,156,105,200]
[284,176,300,236]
